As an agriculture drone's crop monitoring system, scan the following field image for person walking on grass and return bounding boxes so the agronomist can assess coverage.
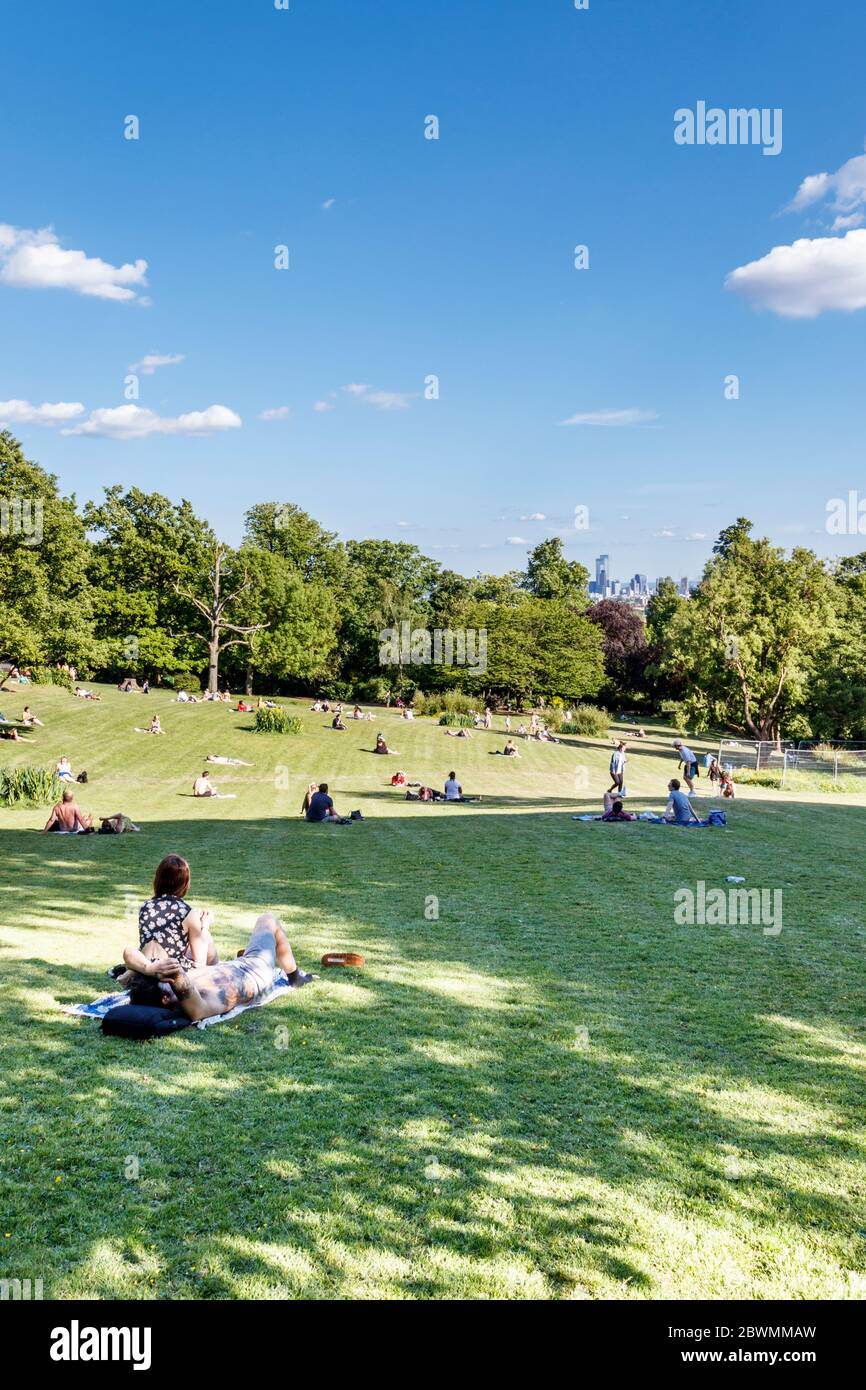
[608,741,627,795]
[673,739,699,794]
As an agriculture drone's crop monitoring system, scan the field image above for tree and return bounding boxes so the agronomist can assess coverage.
[466,595,604,705]
[174,543,267,693]
[0,431,96,666]
[521,537,589,607]
[85,486,216,679]
[586,599,649,699]
[805,554,866,738]
[663,533,837,740]
[228,544,341,693]
[713,517,753,559]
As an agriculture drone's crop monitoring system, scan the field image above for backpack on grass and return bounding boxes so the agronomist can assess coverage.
[101,1004,193,1040]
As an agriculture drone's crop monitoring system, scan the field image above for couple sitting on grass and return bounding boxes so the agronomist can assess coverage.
[118,854,313,1021]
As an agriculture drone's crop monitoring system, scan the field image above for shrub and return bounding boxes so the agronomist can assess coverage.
[560,704,610,738]
[732,768,781,788]
[438,711,475,728]
[417,688,476,717]
[29,665,74,692]
[168,671,202,693]
[254,706,302,735]
[356,677,392,705]
[0,765,62,807]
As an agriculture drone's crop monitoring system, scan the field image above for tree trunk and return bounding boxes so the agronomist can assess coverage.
[208,638,220,694]
[245,665,254,696]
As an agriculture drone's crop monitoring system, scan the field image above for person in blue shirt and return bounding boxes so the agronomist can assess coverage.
[664,778,699,824]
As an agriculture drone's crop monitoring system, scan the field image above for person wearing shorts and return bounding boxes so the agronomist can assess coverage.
[123,913,313,1020]
[673,739,699,793]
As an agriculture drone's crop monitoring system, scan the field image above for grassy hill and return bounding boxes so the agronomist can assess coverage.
[0,682,863,1299]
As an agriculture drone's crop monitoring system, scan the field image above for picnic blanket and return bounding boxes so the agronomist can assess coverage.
[61,969,293,1030]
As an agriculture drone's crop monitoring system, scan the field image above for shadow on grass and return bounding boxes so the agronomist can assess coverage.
[1,803,864,1299]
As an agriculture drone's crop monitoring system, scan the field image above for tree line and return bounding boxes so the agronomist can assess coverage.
[1,432,864,738]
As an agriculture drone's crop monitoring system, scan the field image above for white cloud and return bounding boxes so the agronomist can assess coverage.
[0,399,85,427]
[786,143,866,220]
[396,520,413,528]
[560,407,658,426]
[321,198,336,210]
[63,404,241,439]
[520,512,546,521]
[506,536,529,546]
[312,399,334,412]
[832,212,864,232]
[342,382,414,410]
[0,224,148,302]
[259,406,291,421]
[129,352,184,375]
[726,229,866,318]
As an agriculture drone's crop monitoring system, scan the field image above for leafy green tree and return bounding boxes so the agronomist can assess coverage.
[662,533,836,740]
[521,537,589,607]
[805,555,866,738]
[0,432,96,666]
[84,486,216,679]
[228,544,340,693]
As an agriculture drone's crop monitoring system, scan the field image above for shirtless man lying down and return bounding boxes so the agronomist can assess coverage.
[122,912,313,1020]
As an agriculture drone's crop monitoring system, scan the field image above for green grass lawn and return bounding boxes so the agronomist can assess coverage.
[1,683,864,1300]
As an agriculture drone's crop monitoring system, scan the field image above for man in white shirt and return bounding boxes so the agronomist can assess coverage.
[673,739,699,793]
[444,772,481,803]
[444,772,462,800]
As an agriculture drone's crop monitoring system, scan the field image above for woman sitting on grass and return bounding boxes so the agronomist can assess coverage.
[374,733,397,754]
[21,706,44,727]
[123,913,313,1020]
[135,854,219,971]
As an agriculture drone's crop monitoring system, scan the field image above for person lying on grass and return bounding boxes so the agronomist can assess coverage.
[601,797,635,822]
[663,778,700,825]
[207,754,253,766]
[0,726,33,741]
[444,727,472,738]
[44,789,93,833]
[122,912,313,1020]
[98,812,140,834]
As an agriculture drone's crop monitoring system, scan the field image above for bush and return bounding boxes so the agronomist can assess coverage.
[416,688,476,718]
[254,706,302,735]
[0,765,62,807]
[166,671,201,693]
[356,677,392,705]
[560,704,610,738]
[29,665,74,692]
[438,711,475,728]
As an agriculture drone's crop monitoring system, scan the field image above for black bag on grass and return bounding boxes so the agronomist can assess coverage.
[101,1004,192,1040]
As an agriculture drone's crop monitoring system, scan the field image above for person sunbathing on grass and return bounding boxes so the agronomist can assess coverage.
[601,797,635,822]
[98,812,140,834]
[207,754,253,766]
[444,727,472,738]
[1,726,33,741]
[122,913,313,1020]
[374,734,397,754]
[21,706,44,727]
[135,715,164,734]
[44,789,93,833]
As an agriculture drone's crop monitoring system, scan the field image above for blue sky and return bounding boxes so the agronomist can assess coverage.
[2,0,866,582]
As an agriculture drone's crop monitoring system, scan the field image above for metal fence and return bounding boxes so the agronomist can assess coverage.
[782,747,866,787]
[717,738,793,773]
